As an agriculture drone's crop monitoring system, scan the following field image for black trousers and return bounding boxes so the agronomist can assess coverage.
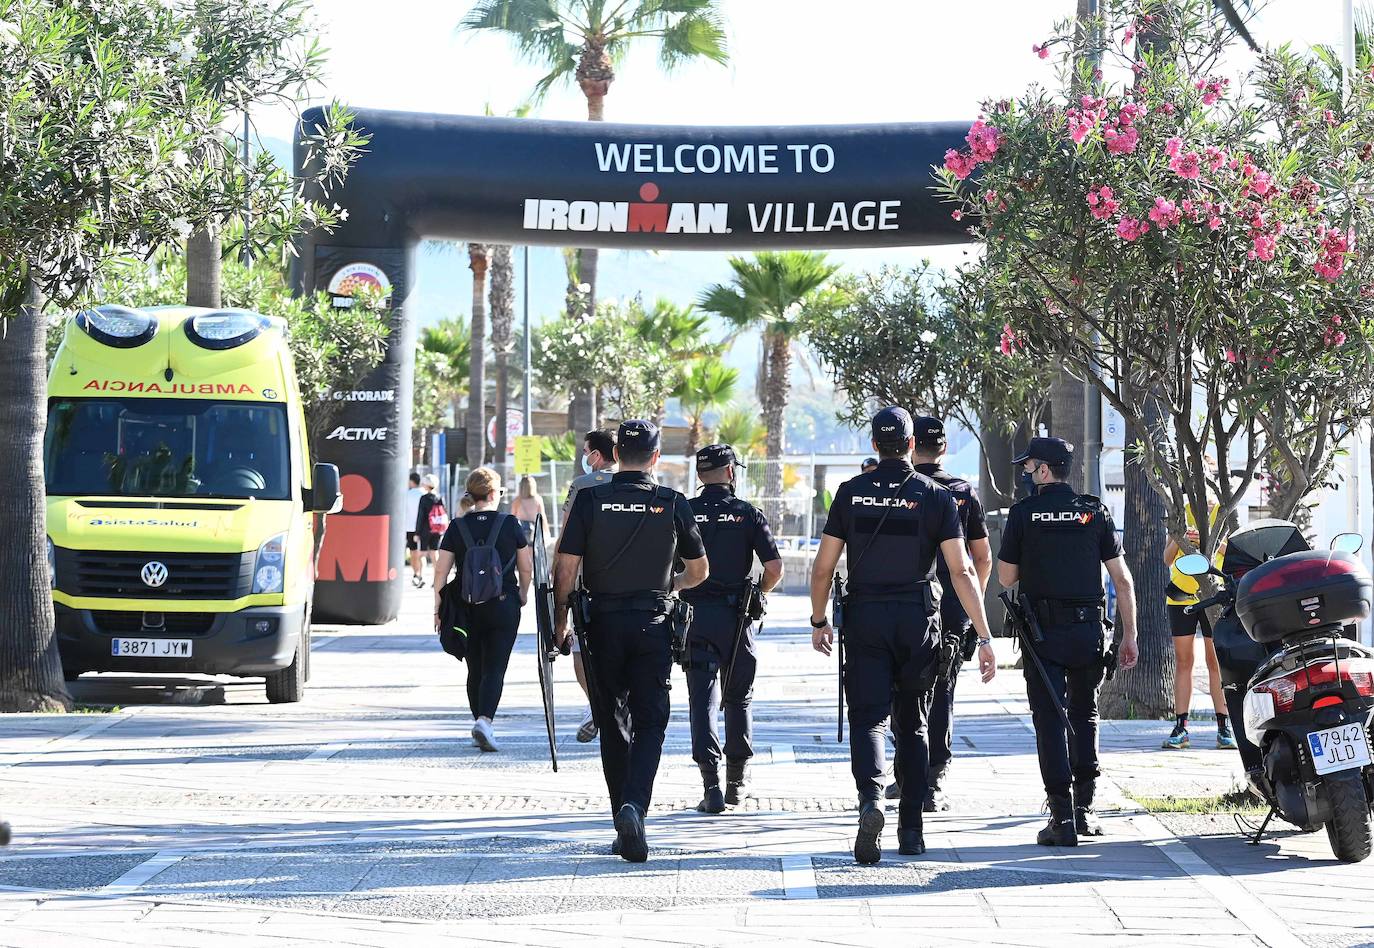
[464,595,522,720]
[1023,625,1106,796]
[892,618,966,794]
[685,600,755,772]
[585,607,674,814]
[845,599,937,830]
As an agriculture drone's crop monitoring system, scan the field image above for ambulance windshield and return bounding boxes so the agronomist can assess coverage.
[44,399,291,500]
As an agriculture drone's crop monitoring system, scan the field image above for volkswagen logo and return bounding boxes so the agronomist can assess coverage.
[140,561,169,589]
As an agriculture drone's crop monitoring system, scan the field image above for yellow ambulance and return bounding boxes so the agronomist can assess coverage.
[44,305,341,703]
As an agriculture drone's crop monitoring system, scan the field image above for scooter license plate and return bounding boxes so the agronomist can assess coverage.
[1307,723,1372,776]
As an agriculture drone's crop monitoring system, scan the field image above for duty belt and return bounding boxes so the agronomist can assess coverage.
[1032,599,1106,625]
[846,580,934,608]
[588,592,672,614]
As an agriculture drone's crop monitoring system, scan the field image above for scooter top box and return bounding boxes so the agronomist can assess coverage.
[1236,550,1373,644]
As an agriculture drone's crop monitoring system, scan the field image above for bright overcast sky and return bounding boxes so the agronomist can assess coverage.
[263,0,1351,337]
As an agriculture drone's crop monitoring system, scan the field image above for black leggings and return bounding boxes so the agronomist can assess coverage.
[465,596,522,720]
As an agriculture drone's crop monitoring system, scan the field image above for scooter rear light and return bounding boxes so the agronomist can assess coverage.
[1247,556,1362,594]
[1256,657,1374,714]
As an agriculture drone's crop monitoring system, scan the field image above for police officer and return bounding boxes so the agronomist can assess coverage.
[886,416,992,811]
[811,407,998,863]
[554,420,707,863]
[683,444,784,813]
[997,437,1140,846]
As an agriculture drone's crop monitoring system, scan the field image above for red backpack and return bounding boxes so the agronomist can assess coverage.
[427,499,448,534]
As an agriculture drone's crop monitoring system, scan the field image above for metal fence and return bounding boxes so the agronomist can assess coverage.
[414,455,871,591]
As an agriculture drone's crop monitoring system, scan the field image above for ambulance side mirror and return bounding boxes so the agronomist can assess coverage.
[311,463,343,514]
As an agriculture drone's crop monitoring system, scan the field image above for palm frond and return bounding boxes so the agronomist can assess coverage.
[1213,0,1259,53]
[461,0,580,99]
[656,10,728,70]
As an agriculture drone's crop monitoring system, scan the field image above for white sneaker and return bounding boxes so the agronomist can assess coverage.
[472,719,498,752]
[577,709,598,743]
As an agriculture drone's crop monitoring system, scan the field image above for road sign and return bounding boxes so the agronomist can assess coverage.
[514,435,542,475]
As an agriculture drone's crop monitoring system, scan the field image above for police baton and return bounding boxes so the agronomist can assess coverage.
[833,572,846,744]
[999,590,1074,740]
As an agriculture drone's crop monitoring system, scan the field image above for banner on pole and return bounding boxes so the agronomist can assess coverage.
[514,436,543,475]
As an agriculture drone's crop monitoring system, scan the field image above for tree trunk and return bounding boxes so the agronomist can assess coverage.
[1049,367,1088,487]
[566,86,606,436]
[686,417,703,458]
[1100,397,1173,718]
[467,244,490,468]
[760,330,791,526]
[489,245,515,477]
[185,229,222,308]
[0,285,71,711]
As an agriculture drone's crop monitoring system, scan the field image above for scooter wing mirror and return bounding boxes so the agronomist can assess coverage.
[1331,532,1364,555]
[1174,553,1213,577]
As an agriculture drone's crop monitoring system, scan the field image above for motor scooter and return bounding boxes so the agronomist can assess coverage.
[1179,531,1374,862]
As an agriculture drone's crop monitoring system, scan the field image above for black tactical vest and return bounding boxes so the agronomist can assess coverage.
[583,481,680,596]
[1014,488,1110,603]
[918,465,976,622]
[684,487,756,601]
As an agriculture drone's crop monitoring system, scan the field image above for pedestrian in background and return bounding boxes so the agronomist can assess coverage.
[405,471,424,587]
[513,474,550,546]
[416,474,447,571]
[434,467,532,752]
[1162,496,1233,750]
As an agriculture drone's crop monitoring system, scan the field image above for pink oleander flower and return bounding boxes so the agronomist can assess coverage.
[1325,109,1337,125]
[1118,102,1144,126]
[999,323,1022,356]
[944,149,977,180]
[1204,145,1227,172]
[1066,107,1098,145]
[1149,197,1181,229]
[1208,215,1223,231]
[1165,136,1183,158]
[1169,150,1202,179]
[1123,24,1136,43]
[1251,233,1277,261]
[1033,43,1048,59]
[1117,216,1150,241]
[983,189,999,205]
[966,119,1003,162]
[1104,125,1139,155]
[1315,225,1353,280]
[1160,101,1176,114]
[1086,184,1119,220]
[951,209,963,221]
[1250,170,1274,197]
[1324,329,1348,347]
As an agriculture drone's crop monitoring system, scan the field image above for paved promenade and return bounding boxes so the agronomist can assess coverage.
[0,587,1370,947]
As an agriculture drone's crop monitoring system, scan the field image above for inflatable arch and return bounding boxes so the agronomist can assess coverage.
[294,107,967,623]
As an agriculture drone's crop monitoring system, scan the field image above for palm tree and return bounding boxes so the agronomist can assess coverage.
[679,358,737,457]
[489,245,516,470]
[715,405,766,458]
[418,319,471,463]
[462,0,729,432]
[635,298,720,423]
[699,252,842,520]
[467,243,491,466]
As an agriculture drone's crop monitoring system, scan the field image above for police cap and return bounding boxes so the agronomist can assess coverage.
[1013,437,1074,466]
[912,415,946,447]
[696,443,743,472]
[870,406,914,444]
[617,419,661,452]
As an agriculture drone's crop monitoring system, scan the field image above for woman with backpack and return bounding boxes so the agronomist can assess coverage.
[433,467,531,752]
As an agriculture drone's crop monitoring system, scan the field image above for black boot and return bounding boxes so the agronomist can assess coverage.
[1074,780,1103,837]
[898,820,925,856]
[724,759,750,806]
[697,765,725,814]
[854,800,885,865]
[1036,793,1078,847]
[614,803,648,863]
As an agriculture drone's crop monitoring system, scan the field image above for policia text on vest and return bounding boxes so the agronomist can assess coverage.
[553,420,708,864]
[682,443,784,814]
[998,437,1141,849]
[809,407,1000,866]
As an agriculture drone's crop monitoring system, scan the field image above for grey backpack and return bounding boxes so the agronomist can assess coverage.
[454,513,515,605]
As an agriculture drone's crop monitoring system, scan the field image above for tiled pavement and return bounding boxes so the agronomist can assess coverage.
[0,586,1370,947]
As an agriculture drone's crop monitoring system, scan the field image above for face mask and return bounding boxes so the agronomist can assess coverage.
[1019,469,1037,493]
[581,455,594,475]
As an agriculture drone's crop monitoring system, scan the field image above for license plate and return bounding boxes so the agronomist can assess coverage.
[110,638,193,658]
[1307,723,1372,775]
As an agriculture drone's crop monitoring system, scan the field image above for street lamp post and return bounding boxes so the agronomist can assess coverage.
[523,245,532,436]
